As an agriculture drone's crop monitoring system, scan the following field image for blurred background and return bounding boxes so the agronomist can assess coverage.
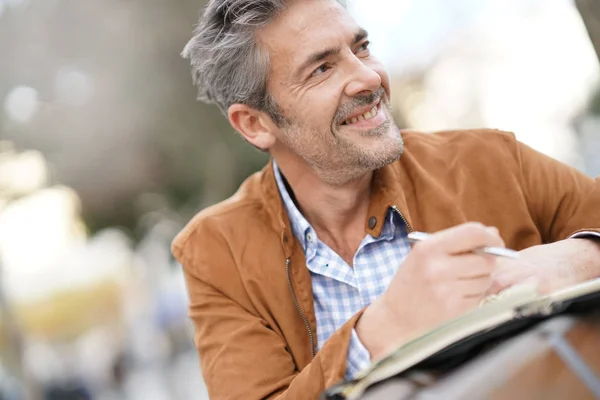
[1,0,599,399]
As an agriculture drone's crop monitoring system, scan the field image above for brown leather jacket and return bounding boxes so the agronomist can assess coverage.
[171,129,600,400]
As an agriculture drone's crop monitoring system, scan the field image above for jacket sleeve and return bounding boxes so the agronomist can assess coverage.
[173,224,359,400]
[515,138,600,242]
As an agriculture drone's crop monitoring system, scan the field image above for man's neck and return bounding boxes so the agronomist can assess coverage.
[275,156,373,263]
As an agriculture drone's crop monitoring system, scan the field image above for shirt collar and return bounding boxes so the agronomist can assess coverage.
[273,161,400,248]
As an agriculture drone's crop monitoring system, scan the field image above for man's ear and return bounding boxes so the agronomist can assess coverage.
[228,104,277,151]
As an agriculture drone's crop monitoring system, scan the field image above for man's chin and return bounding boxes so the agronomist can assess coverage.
[367,143,403,170]
[367,128,404,167]
[359,118,392,138]
[340,136,402,175]
[358,120,403,155]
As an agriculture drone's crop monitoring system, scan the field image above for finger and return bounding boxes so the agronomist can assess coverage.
[493,271,528,290]
[424,222,505,255]
[487,273,523,295]
[490,257,534,286]
[435,254,497,280]
[488,268,540,295]
[454,276,495,298]
[486,226,500,236]
[486,280,506,296]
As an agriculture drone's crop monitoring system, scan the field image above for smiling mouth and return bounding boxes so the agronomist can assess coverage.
[340,99,381,126]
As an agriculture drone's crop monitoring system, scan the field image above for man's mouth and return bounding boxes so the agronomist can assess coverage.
[339,99,382,126]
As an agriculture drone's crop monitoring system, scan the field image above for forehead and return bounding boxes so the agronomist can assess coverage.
[259,1,359,71]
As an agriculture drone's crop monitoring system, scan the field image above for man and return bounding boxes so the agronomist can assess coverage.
[172,0,600,399]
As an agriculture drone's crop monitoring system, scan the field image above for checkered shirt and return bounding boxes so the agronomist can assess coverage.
[273,162,411,380]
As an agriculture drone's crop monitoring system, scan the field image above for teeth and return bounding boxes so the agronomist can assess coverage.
[343,105,379,125]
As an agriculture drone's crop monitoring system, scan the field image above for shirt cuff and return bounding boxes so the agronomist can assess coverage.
[569,231,600,240]
[345,329,372,380]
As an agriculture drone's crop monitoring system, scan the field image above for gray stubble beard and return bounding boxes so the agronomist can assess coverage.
[277,97,404,186]
[317,120,404,186]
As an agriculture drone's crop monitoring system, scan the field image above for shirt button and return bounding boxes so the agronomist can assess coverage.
[306,232,314,242]
[368,216,377,229]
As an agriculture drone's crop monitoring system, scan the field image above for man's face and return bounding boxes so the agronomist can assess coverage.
[260,0,403,185]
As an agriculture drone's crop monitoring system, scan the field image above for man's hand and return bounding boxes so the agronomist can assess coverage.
[356,222,505,361]
[489,238,600,295]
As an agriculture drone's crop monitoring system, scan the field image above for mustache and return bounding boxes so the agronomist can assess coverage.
[335,87,385,124]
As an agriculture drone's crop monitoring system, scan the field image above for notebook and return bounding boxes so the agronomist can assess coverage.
[322,277,600,400]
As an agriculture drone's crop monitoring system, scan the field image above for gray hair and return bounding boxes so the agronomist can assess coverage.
[182,0,346,126]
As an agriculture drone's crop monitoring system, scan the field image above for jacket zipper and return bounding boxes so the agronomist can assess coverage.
[391,204,413,233]
[286,257,316,358]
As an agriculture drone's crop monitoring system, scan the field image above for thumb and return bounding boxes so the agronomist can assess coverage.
[489,269,534,294]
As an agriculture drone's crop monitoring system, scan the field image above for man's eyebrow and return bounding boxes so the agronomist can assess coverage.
[296,47,341,78]
[353,28,369,44]
[295,28,369,78]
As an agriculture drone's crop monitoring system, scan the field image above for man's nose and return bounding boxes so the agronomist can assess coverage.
[343,58,382,98]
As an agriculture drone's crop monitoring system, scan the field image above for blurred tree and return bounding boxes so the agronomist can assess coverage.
[576,0,600,116]
[576,0,600,64]
[574,0,600,177]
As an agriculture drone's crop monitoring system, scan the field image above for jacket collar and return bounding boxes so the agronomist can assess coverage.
[365,147,413,235]
[258,159,296,257]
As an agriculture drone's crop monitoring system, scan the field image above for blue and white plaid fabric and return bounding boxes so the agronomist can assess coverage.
[273,162,412,380]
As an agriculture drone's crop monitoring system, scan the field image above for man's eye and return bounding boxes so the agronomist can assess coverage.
[357,41,370,53]
[311,64,330,78]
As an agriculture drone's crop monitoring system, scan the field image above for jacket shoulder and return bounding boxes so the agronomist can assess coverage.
[402,128,518,148]
[401,128,521,165]
[171,168,269,264]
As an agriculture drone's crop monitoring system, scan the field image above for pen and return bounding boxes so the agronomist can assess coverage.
[407,231,519,259]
